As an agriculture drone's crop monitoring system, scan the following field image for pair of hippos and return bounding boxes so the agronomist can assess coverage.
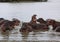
[20,14,60,32]
[0,18,20,32]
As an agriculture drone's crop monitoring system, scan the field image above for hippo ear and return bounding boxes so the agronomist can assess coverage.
[0,18,4,20]
[12,18,17,21]
[33,14,37,16]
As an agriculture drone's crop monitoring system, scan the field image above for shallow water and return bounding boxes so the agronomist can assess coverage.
[0,1,60,42]
[0,28,60,42]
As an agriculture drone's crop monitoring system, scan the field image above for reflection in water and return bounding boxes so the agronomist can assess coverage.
[0,31,9,42]
[0,30,60,42]
[21,32,29,42]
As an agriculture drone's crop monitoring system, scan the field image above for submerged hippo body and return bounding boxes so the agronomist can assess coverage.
[20,22,33,32]
[31,23,49,31]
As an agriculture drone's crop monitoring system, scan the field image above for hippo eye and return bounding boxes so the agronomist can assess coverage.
[49,21,51,23]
